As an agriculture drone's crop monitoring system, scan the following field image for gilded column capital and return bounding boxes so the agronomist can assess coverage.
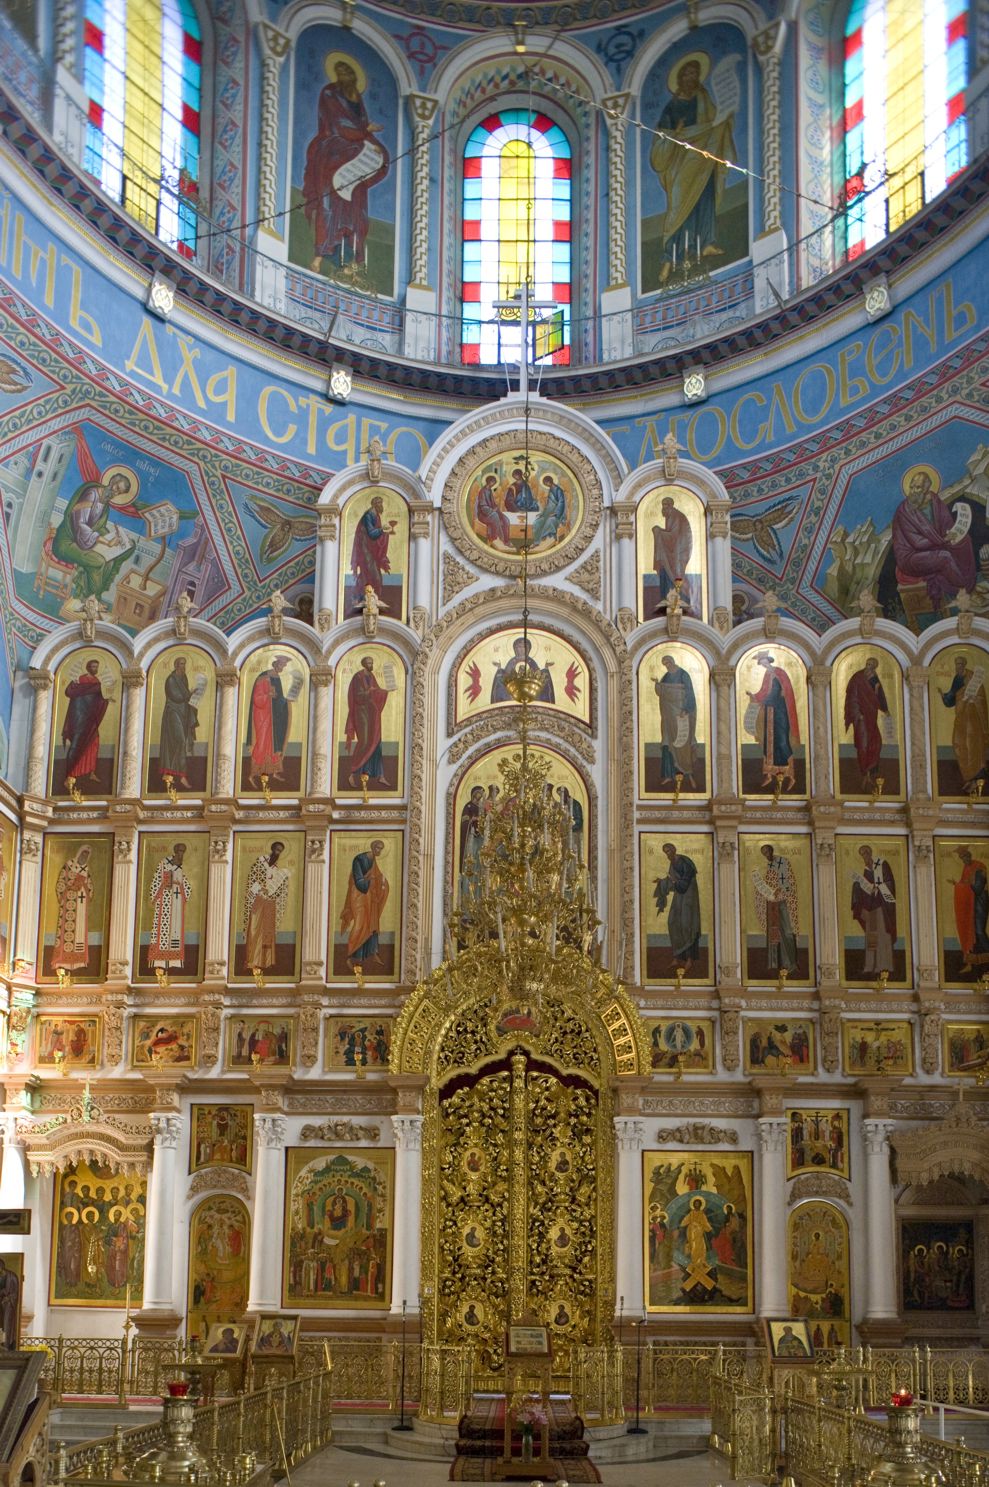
[311,666,333,689]
[122,668,145,690]
[408,93,439,126]
[409,500,433,539]
[753,19,784,58]
[601,91,631,126]
[216,666,239,689]
[906,665,931,689]
[28,668,53,692]
[712,665,734,690]
[258,21,291,59]
[808,664,832,688]
[317,507,339,543]
[707,499,731,540]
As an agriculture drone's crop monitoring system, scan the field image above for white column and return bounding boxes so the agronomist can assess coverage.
[13,832,43,975]
[612,505,637,620]
[808,665,832,799]
[204,832,231,982]
[107,831,138,982]
[315,509,340,632]
[716,833,740,986]
[247,1115,286,1312]
[25,670,53,797]
[119,669,145,796]
[302,832,327,982]
[614,1117,644,1315]
[712,666,736,798]
[390,1116,423,1313]
[815,835,840,986]
[256,24,290,225]
[142,1114,183,1313]
[213,667,239,796]
[409,502,434,620]
[0,1129,45,1334]
[905,666,932,800]
[757,1117,788,1317]
[309,668,332,796]
[862,1119,898,1319]
[911,836,938,991]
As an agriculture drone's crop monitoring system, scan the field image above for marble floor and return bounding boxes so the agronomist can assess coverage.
[291,1443,752,1486]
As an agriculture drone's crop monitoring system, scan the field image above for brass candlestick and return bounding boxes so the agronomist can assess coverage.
[672,771,684,805]
[360,772,370,805]
[870,776,885,805]
[969,778,985,806]
[873,969,889,994]
[772,774,784,804]
[64,775,84,804]
[252,966,265,990]
[163,774,180,805]
[155,966,170,990]
[673,965,684,994]
[259,773,273,806]
[55,966,72,990]
[353,963,365,992]
[776,966,789,993]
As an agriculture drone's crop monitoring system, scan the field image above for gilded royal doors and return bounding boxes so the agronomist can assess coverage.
[431,1048,607,1372]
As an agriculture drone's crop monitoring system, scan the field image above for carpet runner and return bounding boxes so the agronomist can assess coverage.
[449,1395,602,1482]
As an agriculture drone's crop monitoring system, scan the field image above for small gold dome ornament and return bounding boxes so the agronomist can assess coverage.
[863,1403,945,1486]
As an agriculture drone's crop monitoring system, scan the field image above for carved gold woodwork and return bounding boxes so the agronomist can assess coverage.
[394,945,646,1374]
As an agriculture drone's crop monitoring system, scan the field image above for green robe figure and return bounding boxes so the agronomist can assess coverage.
[51,473,135,601]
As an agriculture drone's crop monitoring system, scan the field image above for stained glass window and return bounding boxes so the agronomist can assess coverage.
[460,110,572,367]
[84,0,202,258]
[843,0,968,259]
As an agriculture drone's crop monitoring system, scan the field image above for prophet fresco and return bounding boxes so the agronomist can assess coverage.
[187,1196,251,1340]
[639,833,714,985]
[831,646,904,798]
[740,835,814,985]
[934,838,989,984]
[339,489,408,624]
[50,649,122,798]
[837,836,911,987]
[229,832,304,981]
[330,830,402,981]
[238,647,309,796]
[640,32,748,291]
[38,834,112,983]
[283,1148,393,1309]
[144,647,214,797]
[134,833,207,982]
[190,1105,253,1173]
[638,642,709,797]
[454,747,588,909]
[842,1020,914,1075]
[635,485,707,622]
[737,645,808,796]
[743,1019,815,1074]
[643,1150,753,1314]
[787,1109,849,1180]
[788,1202,850,1349]
[455,627,591,729]
[929,647,989,797]
[900,1221,975,1312]
[332,644,405,796]
[289,29,397,293]
[50,1161,146,1307]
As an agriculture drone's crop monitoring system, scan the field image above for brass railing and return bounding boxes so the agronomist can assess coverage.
[54,1370,334,1480]
[712,1360,989,1485]
[26,1333,989,1419]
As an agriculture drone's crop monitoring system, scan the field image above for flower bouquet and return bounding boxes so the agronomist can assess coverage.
[514,1396,548,1461]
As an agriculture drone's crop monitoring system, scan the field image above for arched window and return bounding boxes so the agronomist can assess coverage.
[83,0,202,258]
[460,110,571,367]
[843,0,968,259]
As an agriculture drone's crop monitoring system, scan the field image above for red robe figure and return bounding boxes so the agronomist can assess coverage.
[344,656,389,786]
[62,658,109,782]
[843,657,890,788]
[350,495,395,603]
[891,466,976,608]
[748,651,800,790]
[303,58,389,272]
[246,656,290,785]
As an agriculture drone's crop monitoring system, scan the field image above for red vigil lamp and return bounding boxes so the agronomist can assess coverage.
[167,1381,190,1397]
[890,1387,914,1407]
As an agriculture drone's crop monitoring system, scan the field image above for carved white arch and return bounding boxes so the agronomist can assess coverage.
[625,1,770,98]
[318,458,427,513]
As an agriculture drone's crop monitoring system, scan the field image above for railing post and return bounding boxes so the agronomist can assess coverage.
[117,1335,128,1406]
[53,1336,65,1406]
